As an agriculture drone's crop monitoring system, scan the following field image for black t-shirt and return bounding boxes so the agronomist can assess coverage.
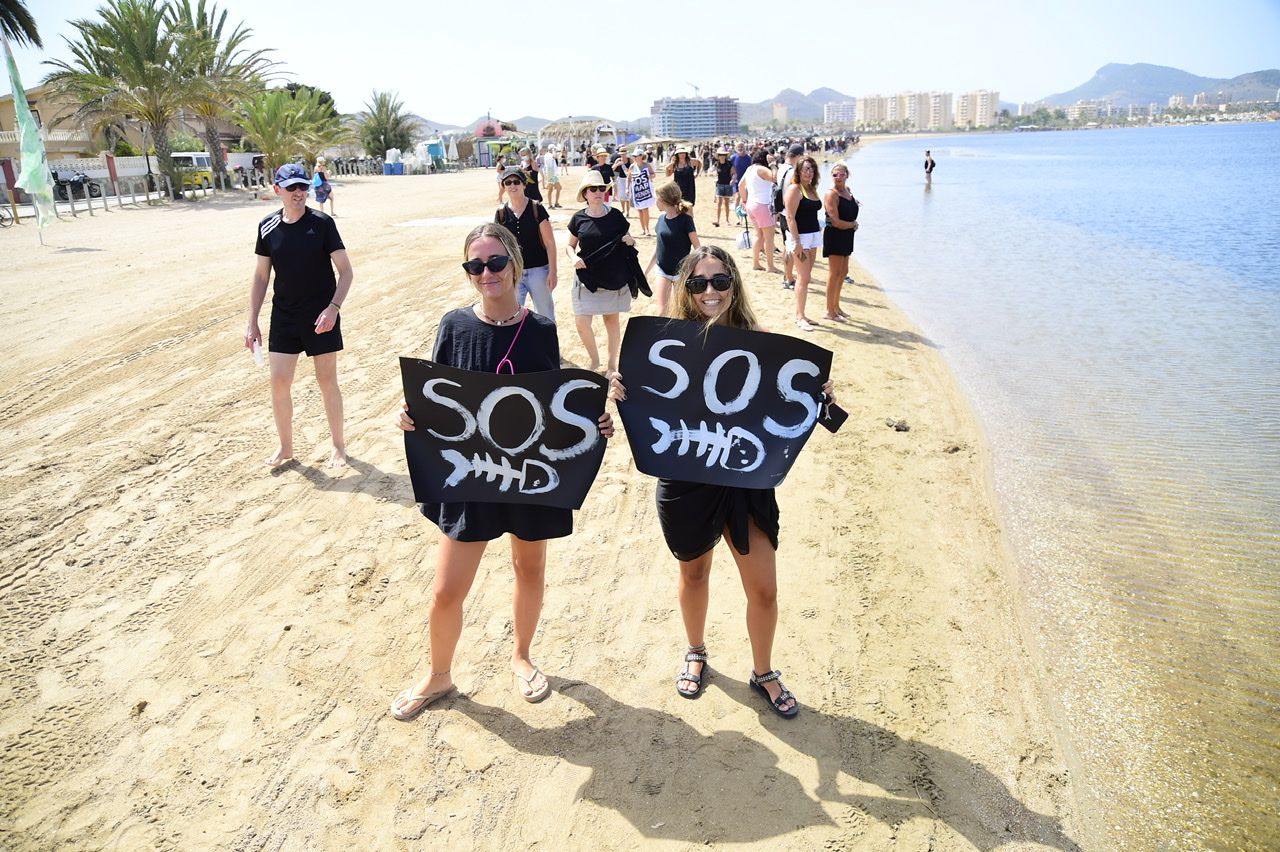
[255,208,344,315]
[569,207,629,260]
[422,307,568,542]
[592,160,613,184]
[495,201,551,268]
[714,160,734,184]
[655,212,696,275]
[431,306,559,374]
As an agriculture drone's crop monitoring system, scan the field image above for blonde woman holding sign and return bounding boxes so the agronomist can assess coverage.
[389,223,614,720]
[611,245,835,719]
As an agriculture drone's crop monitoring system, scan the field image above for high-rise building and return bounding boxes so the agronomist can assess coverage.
[859,94,888,125]
[824,101,857,124]
[923,92,952,130]
[650,96,740,138]
[956,90,999,127]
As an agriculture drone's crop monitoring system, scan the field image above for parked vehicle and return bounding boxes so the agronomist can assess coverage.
[171,151,213,189]
[50,167,103,201]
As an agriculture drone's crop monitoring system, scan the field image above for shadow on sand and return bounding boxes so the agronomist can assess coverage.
[453,678,1078,849]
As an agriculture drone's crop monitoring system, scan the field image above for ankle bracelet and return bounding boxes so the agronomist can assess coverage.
[430,670,450,678]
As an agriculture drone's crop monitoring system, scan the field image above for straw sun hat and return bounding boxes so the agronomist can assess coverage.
[576,171,610,202]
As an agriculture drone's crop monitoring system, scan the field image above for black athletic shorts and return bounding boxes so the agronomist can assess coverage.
[269,308,343,356]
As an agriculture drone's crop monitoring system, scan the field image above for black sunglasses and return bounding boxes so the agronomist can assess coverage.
[585,185,608,192]
[461,255,512,275]
[502,177,524,186]
[281,183,309,192]
[685,274,733,294]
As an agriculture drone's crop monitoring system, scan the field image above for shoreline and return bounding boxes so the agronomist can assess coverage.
[0,169,1080,847]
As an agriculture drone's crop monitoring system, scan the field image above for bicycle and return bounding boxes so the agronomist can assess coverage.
[0,205,13,228]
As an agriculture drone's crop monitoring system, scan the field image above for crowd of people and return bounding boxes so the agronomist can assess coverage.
[242,138,850,724]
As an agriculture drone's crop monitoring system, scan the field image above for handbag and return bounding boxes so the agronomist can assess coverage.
[736,227,752,250]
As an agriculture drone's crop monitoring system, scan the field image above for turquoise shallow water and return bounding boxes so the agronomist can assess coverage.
[843,123,1280,848]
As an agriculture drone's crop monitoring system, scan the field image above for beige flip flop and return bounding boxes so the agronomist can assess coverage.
[515,667,551,703]
[388,683,455,721]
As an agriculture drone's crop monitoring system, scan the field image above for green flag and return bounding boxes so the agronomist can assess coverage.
[3,37,57,228]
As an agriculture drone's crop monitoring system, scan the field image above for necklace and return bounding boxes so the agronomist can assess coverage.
[477,305,523,326]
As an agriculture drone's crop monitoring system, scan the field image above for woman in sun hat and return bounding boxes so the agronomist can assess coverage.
[712,147,734,227]
[664,146,700,208]
[566,170,636,374]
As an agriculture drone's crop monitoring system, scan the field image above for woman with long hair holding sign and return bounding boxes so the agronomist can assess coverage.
[389,223,614,720]
[611,245,835,719]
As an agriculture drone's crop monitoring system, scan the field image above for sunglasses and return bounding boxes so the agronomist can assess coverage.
[685,274,733,294]
[461,255,512,275]
[502,177,524,187]
[281,183,309,192]
[585,185,608,193]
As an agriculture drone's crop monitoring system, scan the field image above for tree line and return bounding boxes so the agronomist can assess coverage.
[10,0,417,194]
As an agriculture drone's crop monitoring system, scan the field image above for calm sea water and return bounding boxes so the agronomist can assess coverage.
[844,124,1280,849]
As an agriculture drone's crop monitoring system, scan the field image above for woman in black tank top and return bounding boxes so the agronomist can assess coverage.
[782,156,823,331]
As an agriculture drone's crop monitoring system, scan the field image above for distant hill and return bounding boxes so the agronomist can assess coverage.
[738,87,855,124]
[1043,63,1280,106]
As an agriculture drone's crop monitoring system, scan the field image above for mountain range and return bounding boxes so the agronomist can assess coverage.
[1044,63,1280,107]
[408,65,1278,133]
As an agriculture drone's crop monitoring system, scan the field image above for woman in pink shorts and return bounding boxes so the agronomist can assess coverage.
[736,149,778,274]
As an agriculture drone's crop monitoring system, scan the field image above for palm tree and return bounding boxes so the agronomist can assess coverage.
[165,0,275,180]
[43,0,214,196]
[359,90,416,157]
[1,0,42,48]
[237,86,351,176]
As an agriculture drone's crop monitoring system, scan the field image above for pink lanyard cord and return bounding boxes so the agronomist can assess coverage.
[495,308,529,375]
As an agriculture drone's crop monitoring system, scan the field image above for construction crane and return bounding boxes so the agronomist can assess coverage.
[687,82,700,98]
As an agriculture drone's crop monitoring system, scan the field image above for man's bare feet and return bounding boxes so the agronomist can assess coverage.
[264,448,293,467]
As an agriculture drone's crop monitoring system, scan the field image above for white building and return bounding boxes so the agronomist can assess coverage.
[651,96,739,139]
[824,101,857,124]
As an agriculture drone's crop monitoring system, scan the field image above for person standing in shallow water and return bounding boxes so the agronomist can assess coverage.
[389,223,615,720]
[924,149,935,184]
[245,163,353,468]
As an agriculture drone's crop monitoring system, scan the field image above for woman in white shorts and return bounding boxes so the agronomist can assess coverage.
[782,156,823,331]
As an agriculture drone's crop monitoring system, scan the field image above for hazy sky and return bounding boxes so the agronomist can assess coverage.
[9,0,1280,127]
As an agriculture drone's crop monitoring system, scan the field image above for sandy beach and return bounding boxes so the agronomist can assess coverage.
[0,161,1082,849]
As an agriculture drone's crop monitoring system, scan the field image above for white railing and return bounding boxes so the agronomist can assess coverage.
[0,128,91,143]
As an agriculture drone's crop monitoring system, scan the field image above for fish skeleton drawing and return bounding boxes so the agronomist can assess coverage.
[440,450,560,494]
[648,418,765,472]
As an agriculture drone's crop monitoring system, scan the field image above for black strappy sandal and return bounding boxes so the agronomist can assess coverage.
[676,645,709,699]
[750,669,799,719]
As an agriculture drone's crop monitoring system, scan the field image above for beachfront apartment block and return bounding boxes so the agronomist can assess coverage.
[955,90,1000,128]
[824,101,857,125]
[858,91,955,130]
[650,96,740,139]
